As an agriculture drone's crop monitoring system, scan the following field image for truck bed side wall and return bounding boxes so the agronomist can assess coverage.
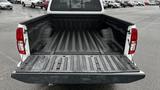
[103,15,134,50]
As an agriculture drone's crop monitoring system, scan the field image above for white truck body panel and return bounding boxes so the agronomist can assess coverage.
[17,24,30,62]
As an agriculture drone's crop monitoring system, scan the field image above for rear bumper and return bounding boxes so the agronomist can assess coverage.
[11,71,145,84]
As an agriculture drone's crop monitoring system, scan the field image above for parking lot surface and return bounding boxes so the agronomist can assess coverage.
[0,5,160,90]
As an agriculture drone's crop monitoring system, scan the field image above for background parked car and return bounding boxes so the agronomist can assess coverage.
[106,0,121,8]
[116,1,127,8]
[15,0,21,4]
[149,2,156,5]
[133,1,139,6]
[21,0,42,8]
[0,0,13,10]
[8,0,14,3]
[155,1,160,5]
[124,1,134,7]
[40,0,49,10]
[103,1,108,8]
[134,1,145,6]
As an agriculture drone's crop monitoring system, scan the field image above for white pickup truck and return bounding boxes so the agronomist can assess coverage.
[11,0,145,84]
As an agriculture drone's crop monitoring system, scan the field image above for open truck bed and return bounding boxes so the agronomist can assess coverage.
[12,14,145,84]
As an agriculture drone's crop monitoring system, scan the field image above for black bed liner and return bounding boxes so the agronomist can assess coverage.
[16,55,138,73]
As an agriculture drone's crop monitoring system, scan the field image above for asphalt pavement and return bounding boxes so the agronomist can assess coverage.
[0,4,160,90]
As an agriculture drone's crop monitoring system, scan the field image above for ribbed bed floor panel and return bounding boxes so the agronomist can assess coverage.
[17,55,138,73]
[33,31,122,55]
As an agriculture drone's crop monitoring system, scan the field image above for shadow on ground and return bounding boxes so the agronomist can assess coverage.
[37,84,116,90]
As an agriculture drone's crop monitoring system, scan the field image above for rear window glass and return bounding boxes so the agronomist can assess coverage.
[50,0,102,11]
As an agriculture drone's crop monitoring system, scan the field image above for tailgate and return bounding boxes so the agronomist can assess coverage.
[11,55,145,84]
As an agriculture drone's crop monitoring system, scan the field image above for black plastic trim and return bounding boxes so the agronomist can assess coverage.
[11,71,145,84]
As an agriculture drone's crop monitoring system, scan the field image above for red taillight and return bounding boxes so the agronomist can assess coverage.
[16,28,26,54]
[128,28,138,54]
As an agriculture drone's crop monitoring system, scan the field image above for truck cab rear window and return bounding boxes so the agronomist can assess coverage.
[50,0,102,11]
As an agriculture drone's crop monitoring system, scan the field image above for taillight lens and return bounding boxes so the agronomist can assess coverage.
[16,28,26,54]
[128,28,138,54]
